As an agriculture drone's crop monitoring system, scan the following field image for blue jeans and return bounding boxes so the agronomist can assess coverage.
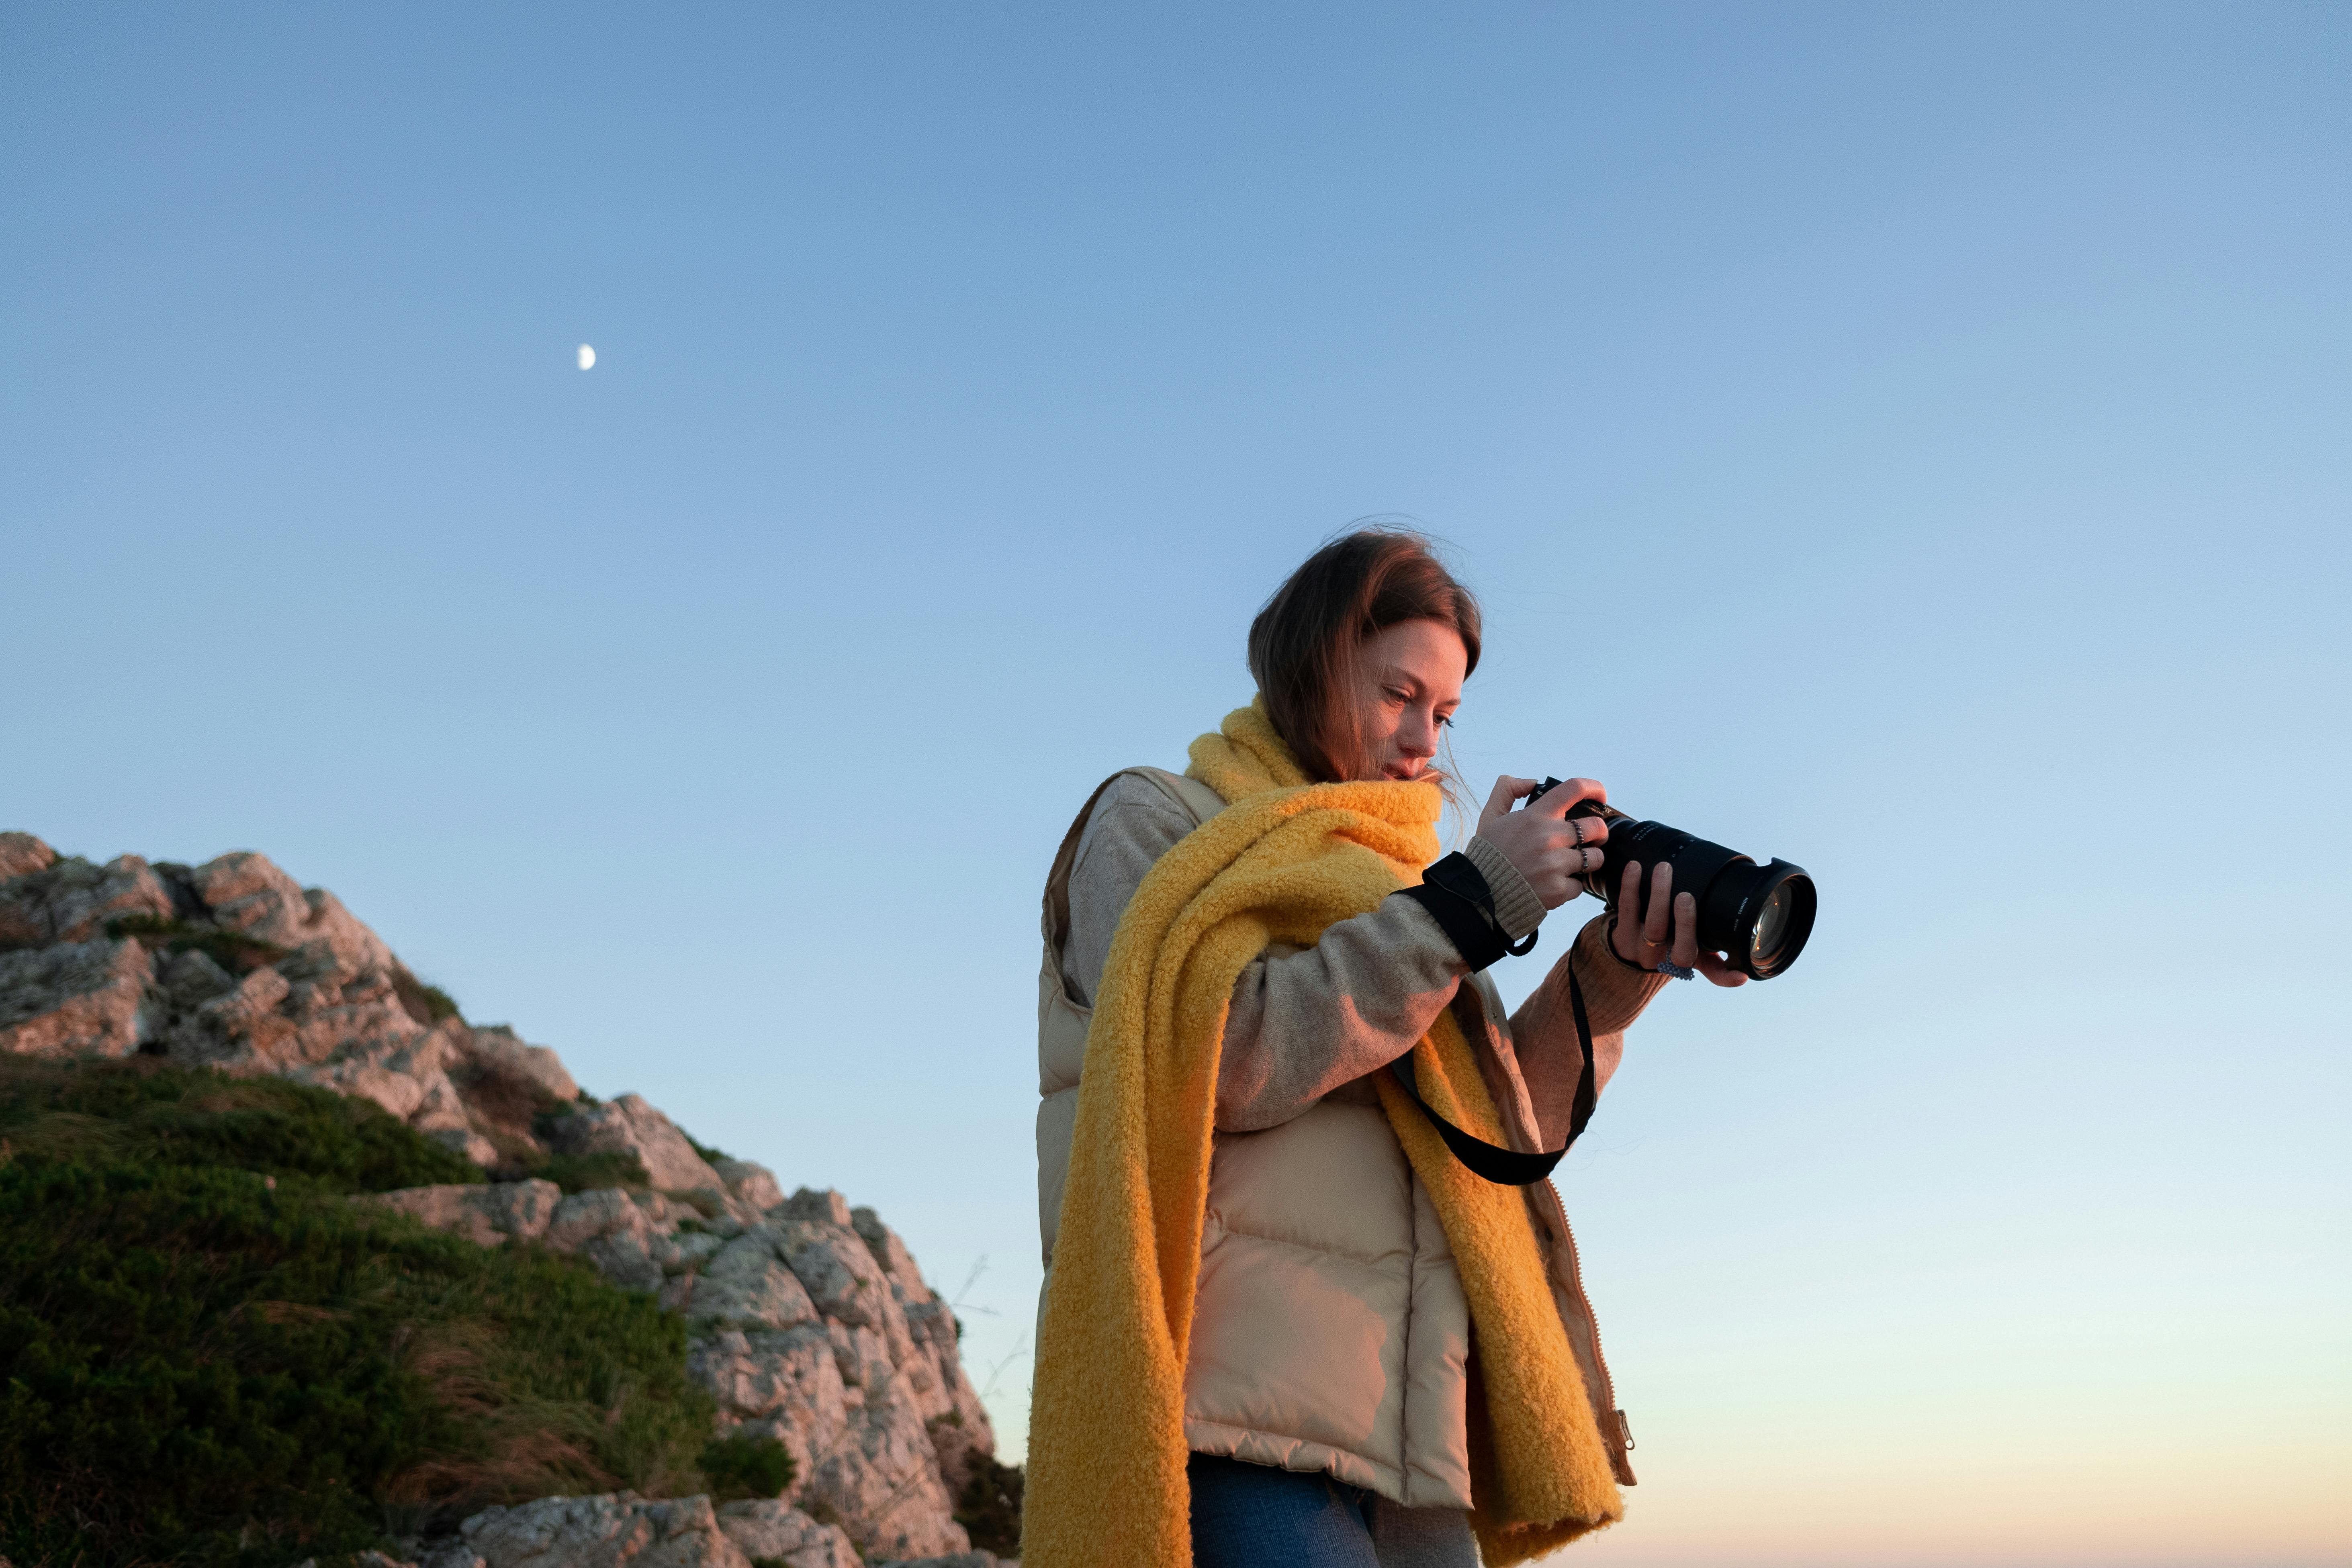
[1188,1452,1379,1568]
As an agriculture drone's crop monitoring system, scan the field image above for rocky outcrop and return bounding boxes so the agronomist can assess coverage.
[0,936,157,1057]
[471,1024,579,1103]
[552,1091,730,1197]
[0,831,56,882]
[0,842,175,949]
[677,1188,992,1562]
[437,1490,966,1568]
[366,1171,998,1559]
[458,1492,751,1568]
[362,1178,566,1248]
[0,834,532,1168]
[3,830,1014,1567]
[712,1499,862,1566]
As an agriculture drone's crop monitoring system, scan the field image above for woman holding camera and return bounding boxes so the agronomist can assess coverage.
[1025,532,1742,1568]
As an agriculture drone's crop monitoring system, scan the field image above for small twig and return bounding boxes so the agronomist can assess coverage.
[949,1254,1001,1318]
[976,1331,1030,1406]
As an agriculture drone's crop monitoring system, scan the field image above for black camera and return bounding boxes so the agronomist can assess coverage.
[1526,777,1816,980]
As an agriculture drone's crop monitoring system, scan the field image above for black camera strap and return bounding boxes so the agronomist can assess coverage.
[1387,962,1598,1187]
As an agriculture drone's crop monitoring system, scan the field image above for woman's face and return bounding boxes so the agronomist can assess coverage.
[1348,618,1467,782]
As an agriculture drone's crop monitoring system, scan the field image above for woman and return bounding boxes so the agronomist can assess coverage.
[1026,532,1743,1568]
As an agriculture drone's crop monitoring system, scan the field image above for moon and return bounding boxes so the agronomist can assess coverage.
[577,343,596,370]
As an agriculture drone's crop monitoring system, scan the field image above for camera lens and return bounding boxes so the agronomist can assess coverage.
[1734,863,1815,978]
[1752,884,1790,964]
[1538,779,1816,979]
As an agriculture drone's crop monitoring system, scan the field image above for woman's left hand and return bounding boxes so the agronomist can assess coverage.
[1608,861,1749,987]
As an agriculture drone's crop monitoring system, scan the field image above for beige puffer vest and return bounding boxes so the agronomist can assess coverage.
[1035,769,1637,1509]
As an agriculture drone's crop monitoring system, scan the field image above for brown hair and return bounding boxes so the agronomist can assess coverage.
[1248,529,1483,784]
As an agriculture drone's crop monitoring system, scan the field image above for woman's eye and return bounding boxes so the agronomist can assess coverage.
[1438,714,1456,729]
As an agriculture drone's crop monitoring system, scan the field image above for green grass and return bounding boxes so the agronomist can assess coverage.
[0,1056,485,1194]
[0,1058,725,1568]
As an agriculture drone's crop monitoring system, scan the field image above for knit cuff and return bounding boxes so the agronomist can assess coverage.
[1599,913,1657,973]
[1575,914,1671,1033]
[1465,835,1545,942]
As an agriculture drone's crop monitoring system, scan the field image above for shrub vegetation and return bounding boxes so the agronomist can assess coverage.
[0,1055,484,1193]
[956,1456,1026,1556]
[534,1149,654,1193]
[697,1431,795,1503]
[0,1057,720,1568]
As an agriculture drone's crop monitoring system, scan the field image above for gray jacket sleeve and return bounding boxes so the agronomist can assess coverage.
[1059,775,1542,1134]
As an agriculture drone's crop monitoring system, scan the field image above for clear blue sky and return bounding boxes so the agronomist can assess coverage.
[5,6,2346,1562]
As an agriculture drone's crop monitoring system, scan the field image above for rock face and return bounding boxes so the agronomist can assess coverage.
[0,936,157,1058]
[712,1498,861,1567]
[0,835,528,1168]
[0,841,175,949]
[446,1491,955,1568]
[677,1191,994,1562]
[362,1178,566,1248]
[471,1023,579,1102]
[2,830,1011,1566]
[460,1492,751,1568]
[553,1091,730,1196]
[363,1174,998,1559]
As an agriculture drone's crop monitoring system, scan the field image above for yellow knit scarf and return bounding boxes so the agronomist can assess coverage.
[1023,700,1622,1567]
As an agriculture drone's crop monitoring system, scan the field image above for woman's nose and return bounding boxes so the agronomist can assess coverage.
[1399,715,1438,758]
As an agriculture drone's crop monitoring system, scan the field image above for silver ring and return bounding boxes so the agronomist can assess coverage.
[1568,818,1585,848]
[1656,960,1697,980]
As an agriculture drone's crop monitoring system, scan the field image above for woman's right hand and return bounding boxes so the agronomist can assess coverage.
[1474,775,1608,909]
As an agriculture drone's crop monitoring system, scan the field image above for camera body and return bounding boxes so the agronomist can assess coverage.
[1527,778,1816,980]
